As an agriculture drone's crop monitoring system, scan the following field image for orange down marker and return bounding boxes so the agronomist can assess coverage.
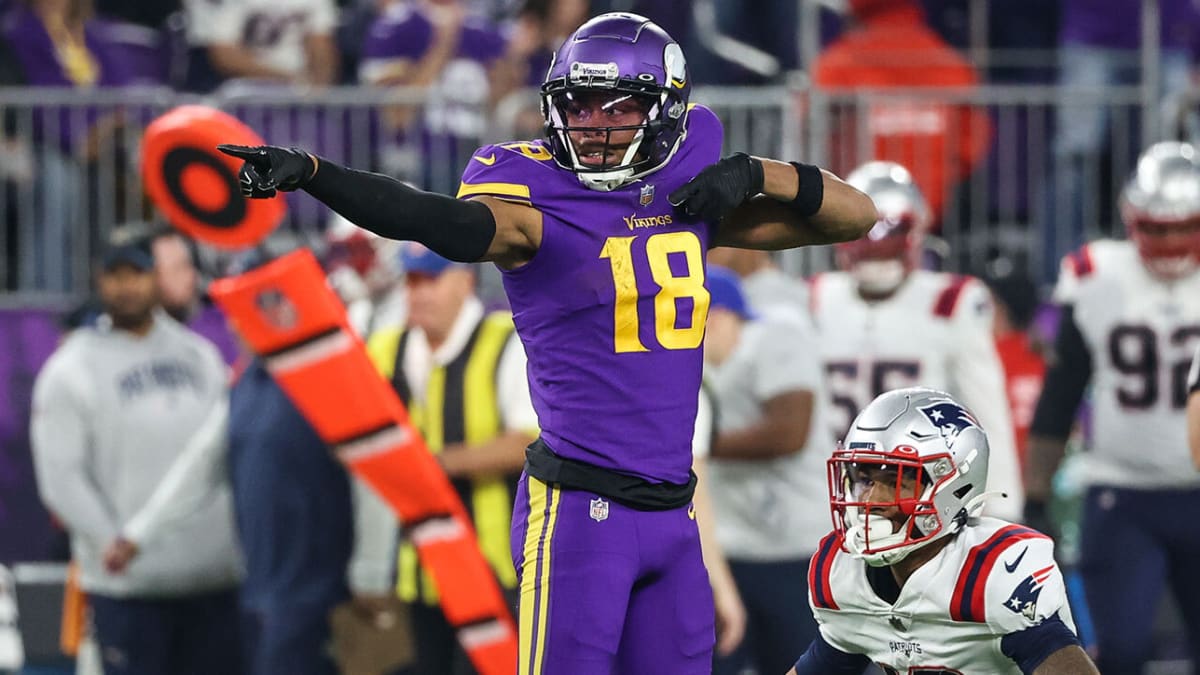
[209,250,518,675]
[141,105,286,249]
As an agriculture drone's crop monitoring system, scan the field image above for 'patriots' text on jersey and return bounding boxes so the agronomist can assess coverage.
[809,518,1076,674]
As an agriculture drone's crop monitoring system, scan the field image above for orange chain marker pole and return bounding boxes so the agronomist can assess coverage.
[143,106,518,674]
[209,245,517,675]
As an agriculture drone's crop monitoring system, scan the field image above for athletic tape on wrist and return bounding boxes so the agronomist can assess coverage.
[788,161,824,217]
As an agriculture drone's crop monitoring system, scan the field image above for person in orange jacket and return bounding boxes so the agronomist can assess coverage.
[813,0,991,226]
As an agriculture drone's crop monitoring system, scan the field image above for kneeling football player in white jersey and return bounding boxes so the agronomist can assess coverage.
[788,387,1098,675]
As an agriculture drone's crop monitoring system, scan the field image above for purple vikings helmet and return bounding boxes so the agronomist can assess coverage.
[541,13,691,191]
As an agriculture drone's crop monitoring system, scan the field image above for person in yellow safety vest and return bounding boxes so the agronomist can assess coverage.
[366,242,538,675]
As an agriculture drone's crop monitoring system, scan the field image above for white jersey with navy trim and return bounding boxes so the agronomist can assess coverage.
[808,518,1076,674]
[1053,240,1200,488]
[1190,344,1200,394]
[811,270,1023,520]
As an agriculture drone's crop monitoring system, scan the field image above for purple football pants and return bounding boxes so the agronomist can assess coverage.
[510,473,715,674]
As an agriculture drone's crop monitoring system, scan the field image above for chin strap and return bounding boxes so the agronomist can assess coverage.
[962,490,1008,523]
[578,168,637,192]
[844,512,911,566]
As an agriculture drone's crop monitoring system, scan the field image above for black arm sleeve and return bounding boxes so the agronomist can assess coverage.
[1029,306,1092,439]
[1000,612,1083,674]
[792,633,871,675]
[304,160,497,262]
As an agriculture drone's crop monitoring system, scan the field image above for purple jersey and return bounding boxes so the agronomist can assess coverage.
[1,7,138,88]
[458,105,724,484]
[360,5,506,138]
[360,5,506,68]
[360,5,508,192]
[1,7,142,153]
[1059,0,1200,51]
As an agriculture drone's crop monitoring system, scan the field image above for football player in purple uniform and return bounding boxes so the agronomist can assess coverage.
[219,12,875,673]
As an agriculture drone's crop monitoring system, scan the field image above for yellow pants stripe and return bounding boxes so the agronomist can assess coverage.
[518,477,560,675]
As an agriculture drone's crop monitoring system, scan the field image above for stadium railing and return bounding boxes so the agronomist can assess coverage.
[0,80,1185,301]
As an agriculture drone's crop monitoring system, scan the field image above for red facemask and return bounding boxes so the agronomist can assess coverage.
[1123,209,1200,279]
[835,214,922,271]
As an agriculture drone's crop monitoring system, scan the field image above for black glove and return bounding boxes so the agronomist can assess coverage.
[668,152,764,223]
[216,144,317,199]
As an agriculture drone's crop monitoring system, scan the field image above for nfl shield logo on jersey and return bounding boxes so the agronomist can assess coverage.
[1004,564,1055,621]
[589,497,609,522]
[639,184,655,206]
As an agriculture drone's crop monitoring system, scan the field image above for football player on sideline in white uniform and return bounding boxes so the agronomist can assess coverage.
[810,161,1023,521]
[1026,141,1200,673]
[788,387,1098,675]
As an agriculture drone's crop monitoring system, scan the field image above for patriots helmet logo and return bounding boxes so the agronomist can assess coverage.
[1004,564,1055,622]
[919,401,979,448]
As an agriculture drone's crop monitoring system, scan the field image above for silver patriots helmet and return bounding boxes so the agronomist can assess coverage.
[1120,141,1200,279]
[836,161,931,295]
[828,387,993,566]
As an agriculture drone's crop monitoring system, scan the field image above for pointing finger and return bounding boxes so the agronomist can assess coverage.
[217,144,272,170]
[216,144,261,158]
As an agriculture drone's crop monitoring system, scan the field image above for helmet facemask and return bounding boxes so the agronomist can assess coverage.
[836,214,922,296]
[829,448,955,567]
[839,161,931,296]
[540,15,691,192]
[1123,211,1200,279]
[830,388,996,567]
[542,88,667,189]
[1121,141,1200,279]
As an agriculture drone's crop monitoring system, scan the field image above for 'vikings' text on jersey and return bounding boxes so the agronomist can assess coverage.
[457,104,724,484]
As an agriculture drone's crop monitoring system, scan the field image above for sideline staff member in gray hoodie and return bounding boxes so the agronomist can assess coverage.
[30,244,242,675]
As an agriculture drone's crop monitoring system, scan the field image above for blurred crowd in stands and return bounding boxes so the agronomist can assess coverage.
[1,0,1199,293]
[0,0,1195,91]
[2,2,1200,673]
